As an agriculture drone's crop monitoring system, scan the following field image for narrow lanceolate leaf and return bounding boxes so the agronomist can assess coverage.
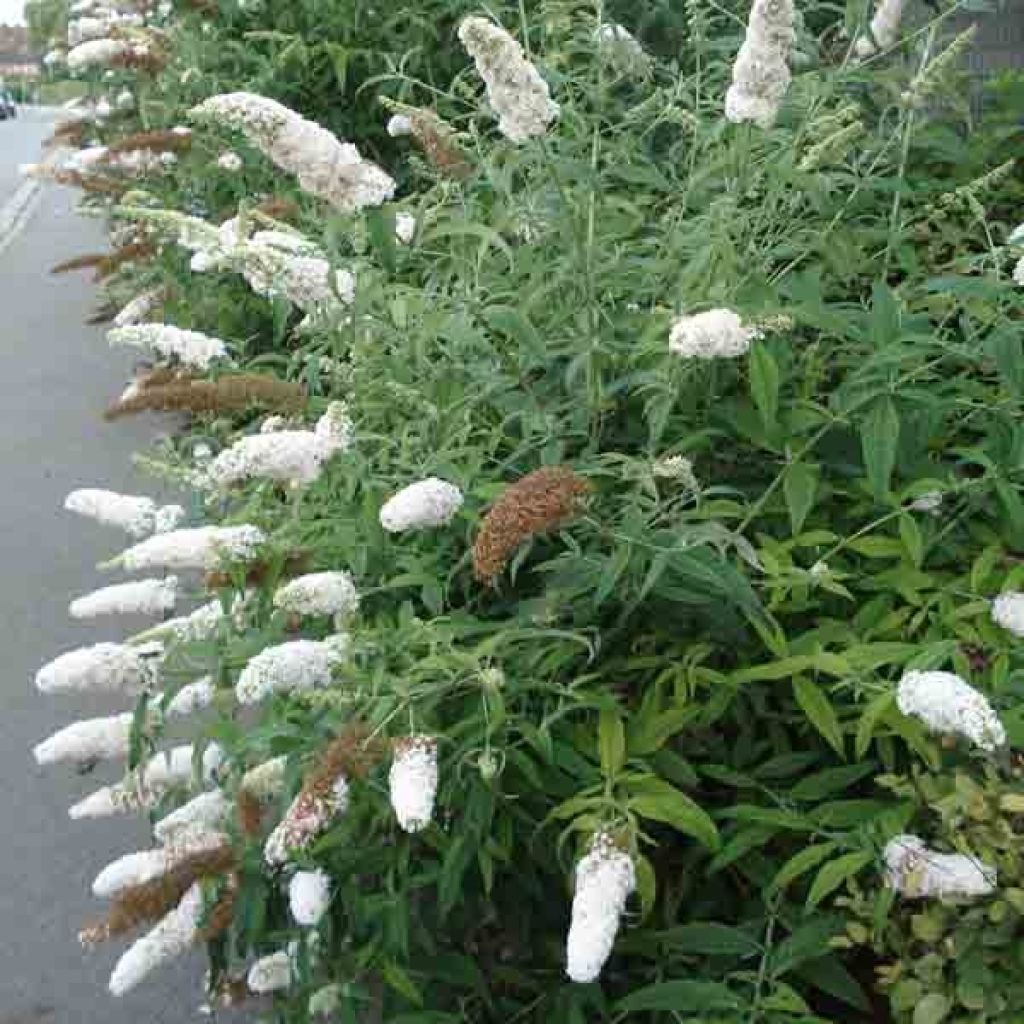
[783,462,819,536]
[628,777,720,851]
[598,708,626,780]
[749,341,780,428]
[617,980,741,1013]
[770,841,840,892]
[793,677,845,758]
[806,851,873,908]
[860,397,899,499]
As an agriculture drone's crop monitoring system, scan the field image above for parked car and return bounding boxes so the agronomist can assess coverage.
[0,92,15,119]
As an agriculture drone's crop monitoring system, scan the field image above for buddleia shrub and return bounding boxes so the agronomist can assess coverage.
[35,0,1024,1022]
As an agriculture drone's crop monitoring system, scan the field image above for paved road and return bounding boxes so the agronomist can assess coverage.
[0,110,210,1024]
[0,107,57,207]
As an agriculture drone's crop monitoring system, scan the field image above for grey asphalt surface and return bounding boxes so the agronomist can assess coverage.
[0,108,210,1024]
[0,107,55,207]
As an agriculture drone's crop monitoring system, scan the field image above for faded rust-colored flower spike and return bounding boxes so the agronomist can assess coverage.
[96,241,158,281]
[52,252,107,275]
[253,196,301,223]
[236,788,265,837]
[104,372,306,421]
[79,845,236,946]
[204,551,311,591]
[108,130,193,155]
[472,465,591,583]
[303,723,385,800]
[197,872,238,942]
[110,48,168,73]
[384,99,472,180]
[47,119,88,148]
[52,169,130,197]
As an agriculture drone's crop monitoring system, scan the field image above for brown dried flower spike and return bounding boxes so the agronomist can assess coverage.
[472,466,591,583]
[79,845,235,946]
[105,371,306,421]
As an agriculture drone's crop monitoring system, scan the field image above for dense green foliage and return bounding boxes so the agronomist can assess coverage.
[46,0,1024,1021]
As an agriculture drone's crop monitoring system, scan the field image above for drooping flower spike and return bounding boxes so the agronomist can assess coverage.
[565,832,635,983]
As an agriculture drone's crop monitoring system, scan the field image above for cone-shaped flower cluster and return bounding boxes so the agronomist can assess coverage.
[33,711,137,766]
[379,477,464,533]
[389,736,438,833]
[114,524,265,572]
[153,789,231,843]
[107,324,229,370]
[669,309,759,359]
[884,835,997,900]
[190,92,395,212]
[855,0,906,58]
[565,832,635,983]
[69,743,224,820]
[724,0,796,128]
[289,869,331,926]
[92,830,226,897]
[70,577,178,619]
[264,774,350,866]
[107,883,205,995]
[992,592,1024,638]
[36,641,162,695]
[64,488,184,538]
[458,17,559,142]
[204,403,353,488]
[236,635,349,705]
[896,670,1006,752]
[273,570,359,618]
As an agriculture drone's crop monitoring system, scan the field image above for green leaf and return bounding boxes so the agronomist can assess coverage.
[381,959,424,1006]
[913,994,951,1024]
[770,915,844,976]
[617,980,741,1014]
[793,677,845,758]
[634,854,656,920]
[365,208,398,274]
[790,763,875,801]
[749,342,780,427]
[598,709,626,779]
[659,922,761,956]
[783,463,819,537]
[855,691,895,758]
[771,842,840,891]
[988,326,1023,397]
[806,851,872,908]
[628,779,720,851]
[861,397,900,499]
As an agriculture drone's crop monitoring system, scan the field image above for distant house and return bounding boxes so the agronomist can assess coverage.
[0,24,41,79]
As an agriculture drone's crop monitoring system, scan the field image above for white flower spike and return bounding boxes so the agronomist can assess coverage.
[35,641,161,695]
[389,736,439,833]
[190,92,395,212]
[115,524,265,572]
[669,309,759,360]
[64,488,184,539]
[107,324,229,370]
[235,635,349,705]
[992,592,1024,638]
[724,0,796,128]
[108,882,206,995]
[70,577,178,619]
[566,832,635,983]
[884,834,996,900]
[289,869,331,926]
[896,670,1006,752]
[458,17,559,142]
[379,477,463,533]
[273,571,359,619]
